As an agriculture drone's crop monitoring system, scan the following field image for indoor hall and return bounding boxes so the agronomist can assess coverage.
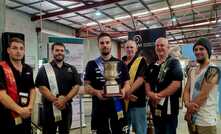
[0,0,221,134]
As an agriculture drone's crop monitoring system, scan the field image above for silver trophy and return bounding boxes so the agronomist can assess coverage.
[104,61,121,97]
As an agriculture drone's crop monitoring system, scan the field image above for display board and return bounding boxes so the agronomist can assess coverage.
[128,28,166,64]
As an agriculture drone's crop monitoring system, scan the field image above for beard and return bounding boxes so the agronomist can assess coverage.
[11,55,24,61]
[54,54,64,62]
[101,48,111,56]
[101,52,110,56]
[196,57,206,64]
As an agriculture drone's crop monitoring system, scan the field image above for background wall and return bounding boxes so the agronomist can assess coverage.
[83,38,118,67]
[4,8,119,75]
[5,8,38,67]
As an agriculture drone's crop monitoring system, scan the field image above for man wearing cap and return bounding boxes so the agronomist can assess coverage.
[183,37,220,134]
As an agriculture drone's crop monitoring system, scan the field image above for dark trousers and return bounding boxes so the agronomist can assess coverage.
[95,113,123,134]
[0,117,32,134]
[91,104,128,134]
[42,103,72,134]
[153,115,178,134]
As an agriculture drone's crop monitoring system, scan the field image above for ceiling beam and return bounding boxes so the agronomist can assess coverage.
[115,3,136,30]
[166,0,186,43]
[31,0,125,21]
[86,1,219,30]
[139,0,164,27]
[10,0,42,9]
[11,0,82,26]
[137,20,149,29]
[169,32,221,42]
[94,8,134,31]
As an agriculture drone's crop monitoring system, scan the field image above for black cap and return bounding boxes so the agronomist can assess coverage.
[193,37,212,58]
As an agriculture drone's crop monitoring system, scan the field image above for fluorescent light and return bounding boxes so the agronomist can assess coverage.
[115,15,130,20]
[41,29,73,38]
[86,22,97,26]
[171,2,190,9]
[95,11,102,16]
[117,36,128,39]
[152,7,169,13]
[99,18,114,23]
[86,18,114,26]
[84,0,209,26]
[193,0,209,4]
[132,11,149,17]
[181,21,216,27]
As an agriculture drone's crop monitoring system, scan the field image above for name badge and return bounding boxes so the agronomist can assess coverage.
[19,92,28,105]
[155,109,161,117]
[15,116,22,125]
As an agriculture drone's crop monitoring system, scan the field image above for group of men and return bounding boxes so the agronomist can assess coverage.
[0,32,219,134]
[84,33,220,134]
[0,38,81,134]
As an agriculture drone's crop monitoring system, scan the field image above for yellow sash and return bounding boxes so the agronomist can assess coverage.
[125,57,142,112]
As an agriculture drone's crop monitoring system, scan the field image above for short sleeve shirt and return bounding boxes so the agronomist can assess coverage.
[126,55,147,107]
[0,61,34,124]
[35,61,82,104]
[84,56,130,113]
[145,56,183,115]
[0,61,35,103]
[84,56,130,90]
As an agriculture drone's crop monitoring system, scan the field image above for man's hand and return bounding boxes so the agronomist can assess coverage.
[148,92,162,105]
[95,90,108,100]
[186,102,199,114]
[184,112,192,123]
[120,88,126,99]
[17,107,32,119]
[126,88,133,97]
[54,96,66,110]
[128,95,138,102]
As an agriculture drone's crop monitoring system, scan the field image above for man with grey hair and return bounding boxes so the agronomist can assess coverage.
[145,37,183,134]
[123,40,147,134]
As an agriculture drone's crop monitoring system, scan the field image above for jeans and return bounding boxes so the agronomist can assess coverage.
[128,107,147,134]
[153,115,178,134]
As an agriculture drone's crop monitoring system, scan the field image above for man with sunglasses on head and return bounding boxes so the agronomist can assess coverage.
[84,32,130,134]
[183,37,220,134]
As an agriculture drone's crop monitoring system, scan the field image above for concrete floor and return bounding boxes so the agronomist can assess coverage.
[70,98,221,134]
[33,98,221,134]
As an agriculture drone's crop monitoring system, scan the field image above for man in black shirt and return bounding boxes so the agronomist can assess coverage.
[0,37,36,134]
[145,37,183,134]
[84,32,130,134]
[35,42,81,134]
[123,40,147,134]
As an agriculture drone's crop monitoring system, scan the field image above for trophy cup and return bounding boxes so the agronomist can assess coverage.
[103,61,121,97]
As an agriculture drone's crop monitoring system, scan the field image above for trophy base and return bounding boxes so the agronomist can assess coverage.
[103,93,122,97]
[103,85,122,97]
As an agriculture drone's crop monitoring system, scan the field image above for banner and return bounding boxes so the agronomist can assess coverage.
[48,37,86,128]
[128,28,166,64]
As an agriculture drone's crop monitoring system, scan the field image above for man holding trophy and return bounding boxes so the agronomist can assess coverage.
[84,32,130,134]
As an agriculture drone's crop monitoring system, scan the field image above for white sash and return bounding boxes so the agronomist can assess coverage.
[44,63,62,122]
